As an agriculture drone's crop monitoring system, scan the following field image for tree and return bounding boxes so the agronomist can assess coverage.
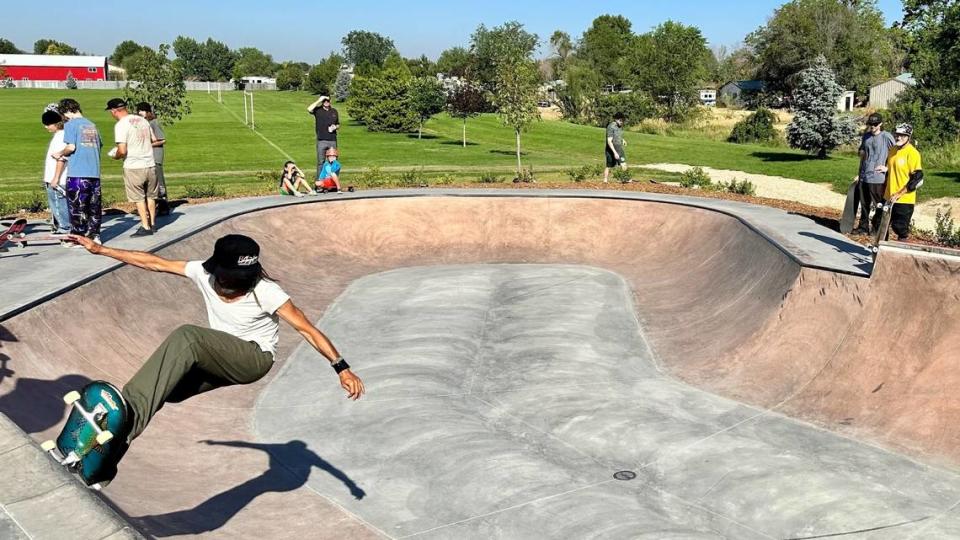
[786,56,858,158]
[555,59,603,123]
[577,15,634,89]
[341,30,394,70]
[203,38,236,81]
[382,50,412,79]
[407,55,435,78]
[548,30,574,80]
[409,77,446,139]
[111,40,146,67]
[232,47,276,80]
[65,73,77,89]
[0,38,22,54]
[494,58,540,175]
[628,21,710,121]
[123,44,191,126]
[334,70,352,101]
[275,63,306,90]
[35,39,79,55]
[172,36,236,81]
[347,69,419,133]
[746,0,896,95]
[305,52,343,94]
[470,21,539,91]
[447,84,489,147]
[436,46,472,78]
[713,45,757,84]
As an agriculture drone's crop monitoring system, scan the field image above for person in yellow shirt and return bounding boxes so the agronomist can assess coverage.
[875,123,923,240]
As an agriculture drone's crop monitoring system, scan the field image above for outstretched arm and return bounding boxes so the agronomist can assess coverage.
[277,300,364,400]
[68,236,187,276]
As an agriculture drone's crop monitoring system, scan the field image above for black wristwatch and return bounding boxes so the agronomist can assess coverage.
[331,357,350,374]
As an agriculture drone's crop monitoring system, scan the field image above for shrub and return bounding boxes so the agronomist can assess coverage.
[566,167,587,182]
[718,178,757,196]
[395,168,422,187]
[728,108,778,144]
[479,172,504,184]
[613,167,633,183]
[183,183,225,198]
[935,209,960,247]
[679,166,712,188]
[0,193,47,215]
[513,167,535,183]
[357,166,388,188]
[433,173,457,185]
[65,74,77,90]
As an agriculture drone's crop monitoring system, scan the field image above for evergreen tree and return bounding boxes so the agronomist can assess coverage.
[786,56,858,158]
[334,70,352,101]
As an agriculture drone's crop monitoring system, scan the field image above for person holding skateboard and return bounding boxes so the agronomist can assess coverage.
[66,233,365,480]
[856,113,895,234]
[874,123,923,241]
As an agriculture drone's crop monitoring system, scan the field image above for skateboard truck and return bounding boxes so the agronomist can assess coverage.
[41,390,114,468]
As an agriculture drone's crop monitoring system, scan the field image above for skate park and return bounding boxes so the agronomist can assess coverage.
[1,190,960,539]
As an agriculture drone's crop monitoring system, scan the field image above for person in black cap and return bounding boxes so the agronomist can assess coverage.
[135,102,169,216]
[66,233,364,480]
[857,112,895,233]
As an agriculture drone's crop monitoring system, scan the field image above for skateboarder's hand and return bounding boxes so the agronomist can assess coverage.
[874,165,888,173]
[339,370,364,400]
[67,234,101,253]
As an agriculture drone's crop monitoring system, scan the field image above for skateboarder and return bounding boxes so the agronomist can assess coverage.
[874,123,923,241]
[66,233,364,479]
[603,112,627,183]
[856,113,895,233]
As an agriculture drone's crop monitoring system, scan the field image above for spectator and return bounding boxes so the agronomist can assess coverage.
[278,161,315,197]
[135,102,169,216]
[41,108,72,240]
[875,123,923,241]
[316,148,342,193]
[856,113,895,234]
[107,98,158,237]
[604,112,627,183]
[52,98,103,245]
[307,96,339,179]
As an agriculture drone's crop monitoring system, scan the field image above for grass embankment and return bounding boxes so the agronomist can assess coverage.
[0,89,956,214]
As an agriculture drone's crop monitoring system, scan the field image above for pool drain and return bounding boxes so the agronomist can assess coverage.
[613,470,637,481]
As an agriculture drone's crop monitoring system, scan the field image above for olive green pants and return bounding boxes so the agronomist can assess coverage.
[121,324,274,441]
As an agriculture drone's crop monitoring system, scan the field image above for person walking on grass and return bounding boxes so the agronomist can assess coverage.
[41,108,72,241]
[107,98,158,237]
[604,112,627,183]
[856,113,895,234]
[52,98,103,245]
[66,232,365,483]
[875,123,923,241]
[307,96,340,179]
[136,102,169,216]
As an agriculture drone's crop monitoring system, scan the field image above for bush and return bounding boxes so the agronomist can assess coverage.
[718,178,757,196]
[0,193,46,216]
[594,92,657,127]
[65,74,77,90]
[395,168,422,187]
[357,166,388,188]
[513,167,535,183]
[889,88,960,148]
[433,173,457,185]
[479,172,504,183]
[679,166,712,188]
[613,167,633,183]
[566,167,587,182]
[935,209,960,247]
[728,108,778,144]
[183,183,225,198]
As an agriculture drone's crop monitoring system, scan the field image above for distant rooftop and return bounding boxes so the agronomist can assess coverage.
[0,53,106,68]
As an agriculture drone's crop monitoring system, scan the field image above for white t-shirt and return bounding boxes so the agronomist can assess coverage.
[184,261,291,354]
[114,114,156,169]
[44,130,69,184]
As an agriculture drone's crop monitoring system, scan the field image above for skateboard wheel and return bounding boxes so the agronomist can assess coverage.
[96,431,114,445]
[64,391,81,405]
[41,440,56,452]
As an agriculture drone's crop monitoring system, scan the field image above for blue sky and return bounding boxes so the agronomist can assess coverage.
[4,0,905,62]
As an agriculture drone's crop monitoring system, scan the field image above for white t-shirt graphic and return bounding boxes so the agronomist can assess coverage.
[184,261,290,354]
[114,114,156,169]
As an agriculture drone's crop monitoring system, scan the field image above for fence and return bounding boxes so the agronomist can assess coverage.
[6,80,275,91]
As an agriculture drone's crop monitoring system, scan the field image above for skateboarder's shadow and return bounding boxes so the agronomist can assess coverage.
[138,439,365,537]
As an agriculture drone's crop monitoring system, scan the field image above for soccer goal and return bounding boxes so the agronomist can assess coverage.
[243,91,255,129]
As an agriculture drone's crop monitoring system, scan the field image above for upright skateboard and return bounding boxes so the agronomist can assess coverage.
[869,194,901,259]
[0,219,28,251]
[839,177,859,234]
[41,380,130,489]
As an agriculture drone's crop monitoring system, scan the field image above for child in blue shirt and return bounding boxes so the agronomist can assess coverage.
[316,147,342,193]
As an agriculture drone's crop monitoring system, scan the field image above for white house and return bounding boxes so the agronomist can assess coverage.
[837,90,855,112]
[869,73,916,109]
[699,88,717,106]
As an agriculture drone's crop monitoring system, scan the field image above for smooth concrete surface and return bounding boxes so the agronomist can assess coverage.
[0,193,957,538]
[0,414,143,540]
[257,264,960,539]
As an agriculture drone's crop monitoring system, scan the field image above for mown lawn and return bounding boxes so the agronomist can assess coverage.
[1,88,956,210]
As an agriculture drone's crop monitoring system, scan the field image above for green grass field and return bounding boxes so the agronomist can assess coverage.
[1,88,956,212]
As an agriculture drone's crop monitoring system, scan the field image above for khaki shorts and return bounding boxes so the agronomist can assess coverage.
[123,167,159,202]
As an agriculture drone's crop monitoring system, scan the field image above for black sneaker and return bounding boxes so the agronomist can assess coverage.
[131,227,154,237]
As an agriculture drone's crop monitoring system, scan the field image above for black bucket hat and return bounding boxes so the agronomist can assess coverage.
[202,234,262,282]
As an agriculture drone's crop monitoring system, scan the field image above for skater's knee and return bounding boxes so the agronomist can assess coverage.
[172,324,205,341]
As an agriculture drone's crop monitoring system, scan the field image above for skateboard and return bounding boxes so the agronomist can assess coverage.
[840,177,859,234]
[0,219,28,251]
[869,194,901,258]
[41,380,130,489]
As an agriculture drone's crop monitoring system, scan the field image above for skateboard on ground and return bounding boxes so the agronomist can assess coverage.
[840,177,859,234]
[41,380,130,489]
[0,219,28,251]
[869,194,901,259]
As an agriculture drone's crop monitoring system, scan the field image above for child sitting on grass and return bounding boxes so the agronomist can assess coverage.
[316,148,342,193]
[279,161,314,197]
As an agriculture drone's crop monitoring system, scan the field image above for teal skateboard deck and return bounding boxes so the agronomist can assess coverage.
[41,380,129,489]
[840,178,859,234]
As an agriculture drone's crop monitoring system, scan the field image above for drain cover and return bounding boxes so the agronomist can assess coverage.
[613,470,637,481]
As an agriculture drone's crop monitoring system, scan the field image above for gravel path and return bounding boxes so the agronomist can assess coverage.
[644,163,957,232]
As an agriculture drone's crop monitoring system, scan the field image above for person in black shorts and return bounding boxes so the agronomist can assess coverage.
[604,112,627,183]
